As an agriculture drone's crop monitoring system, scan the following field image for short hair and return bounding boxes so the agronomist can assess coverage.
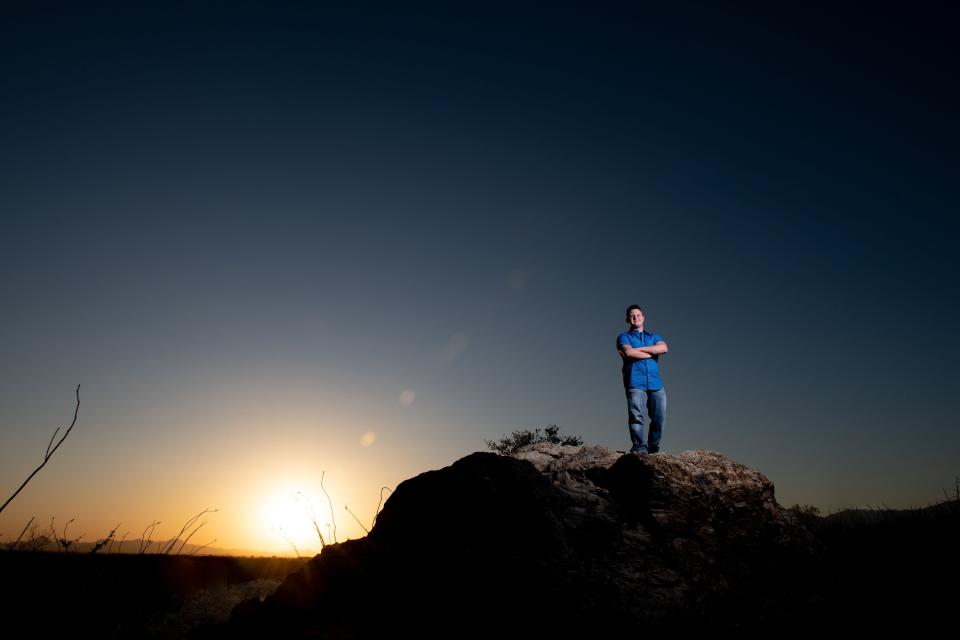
[625,304,644,320]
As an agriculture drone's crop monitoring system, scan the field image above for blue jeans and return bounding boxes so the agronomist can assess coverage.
[626,387,666,453]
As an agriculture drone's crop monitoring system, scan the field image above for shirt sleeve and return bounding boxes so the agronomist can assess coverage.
[652,332,665,344]
[617,334,629,348]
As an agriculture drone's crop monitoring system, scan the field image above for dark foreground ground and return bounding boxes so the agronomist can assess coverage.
[0,552,305,638]
[802,497,960,634]
[2,497,957,638]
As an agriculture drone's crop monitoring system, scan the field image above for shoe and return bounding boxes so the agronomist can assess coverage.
[629,447,648,454]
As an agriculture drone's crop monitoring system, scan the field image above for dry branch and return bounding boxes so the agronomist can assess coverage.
[139,520,160,554]
[1,385,81,514]
[292,490,327,549]
[188,538,216,556]
[372,486,392,530]
[277,528,302,559]
[320,470,337,544]
[91,523,120,554]
[344,505,369,535]
[10,516,36,550]
[161,508,218,554]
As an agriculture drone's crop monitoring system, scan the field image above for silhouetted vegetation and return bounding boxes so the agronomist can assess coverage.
[320,470,337,544]
[346,485,393,535]
[140,520,162,554]
[4,516,51,552]
[485,424,583,455]
[49,516,83,552]
[1,384,80,515]
[786,503,822,530]
[90,523,120,554]
[161,508,219,555]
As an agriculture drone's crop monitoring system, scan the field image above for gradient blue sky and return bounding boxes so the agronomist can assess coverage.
[2,2,958,553]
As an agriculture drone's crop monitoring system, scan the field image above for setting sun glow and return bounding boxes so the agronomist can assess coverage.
[259,490,329,556]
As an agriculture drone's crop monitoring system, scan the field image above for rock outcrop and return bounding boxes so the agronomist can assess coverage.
[195,445,825,638]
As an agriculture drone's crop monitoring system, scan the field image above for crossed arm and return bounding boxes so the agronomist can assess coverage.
[618,341,669,360]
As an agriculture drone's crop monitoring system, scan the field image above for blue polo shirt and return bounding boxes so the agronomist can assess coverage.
[617,329,666,391]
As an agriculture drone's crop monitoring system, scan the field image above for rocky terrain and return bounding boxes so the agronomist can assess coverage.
[194,445,828,638]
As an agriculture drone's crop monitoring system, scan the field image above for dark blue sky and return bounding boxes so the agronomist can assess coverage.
[1,1,958,550]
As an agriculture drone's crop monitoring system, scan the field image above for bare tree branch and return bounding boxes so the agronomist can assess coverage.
[1,385,81,514]
[45,428,60,459]
[292,490,327,549]
[10,516,36,551]
[175,518,209,555]
[344,505,369,535]
[91,523,120,554]
[139,520,160,554]
[59,518,81,552]
[372,486,392,530]
[47,517,81,552]
[114,531,129,554]
[320,470,337,544]
[189,538,216,556]
[50,517,61,552]
[276,528,302,560]
[162,508,218,554]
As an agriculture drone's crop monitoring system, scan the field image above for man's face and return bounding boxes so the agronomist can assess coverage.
[627,309,644,329]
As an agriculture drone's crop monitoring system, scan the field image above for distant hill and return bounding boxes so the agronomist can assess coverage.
[71,540,290,558]
[19,538,295,558]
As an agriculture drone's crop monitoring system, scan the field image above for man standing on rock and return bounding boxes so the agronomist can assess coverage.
[617,304,669,454]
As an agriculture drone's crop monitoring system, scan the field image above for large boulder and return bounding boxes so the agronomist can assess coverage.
[195,446,824,638]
